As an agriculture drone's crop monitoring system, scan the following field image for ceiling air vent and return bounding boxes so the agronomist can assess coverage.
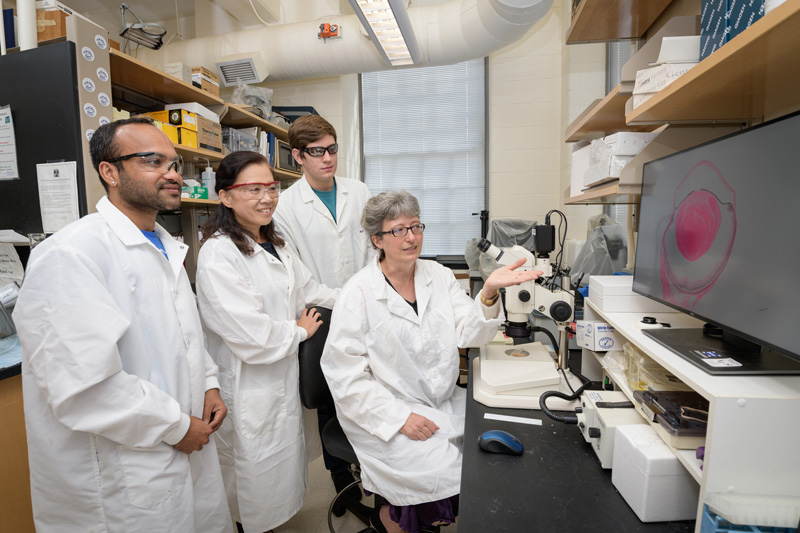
[215,53,268,87]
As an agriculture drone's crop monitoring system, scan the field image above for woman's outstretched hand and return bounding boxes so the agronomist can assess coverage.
[481,257,542,302]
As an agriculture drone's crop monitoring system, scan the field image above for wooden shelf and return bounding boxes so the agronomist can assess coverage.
[109,49,223,107]
[215,104,290,141]
[563,184,640,205]
[626,1,800,124]
[566,0,674,44]
[181,198,219,207]
[565,84,657,142]
[174,144,224,163]
[273,168,301,183]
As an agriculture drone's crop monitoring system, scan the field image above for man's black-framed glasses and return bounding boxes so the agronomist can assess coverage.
[379,224,425,238]
[301,143,339,157]
[106,152,184,175]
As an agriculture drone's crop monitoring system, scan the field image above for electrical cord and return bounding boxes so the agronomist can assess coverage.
[545,210,568,290]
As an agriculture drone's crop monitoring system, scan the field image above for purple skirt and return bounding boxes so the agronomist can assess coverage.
[387,494,460,533]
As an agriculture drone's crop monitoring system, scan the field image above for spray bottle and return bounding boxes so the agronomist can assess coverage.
[200,159,217,200]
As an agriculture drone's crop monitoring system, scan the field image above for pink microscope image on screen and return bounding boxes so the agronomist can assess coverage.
[659,161,737,311]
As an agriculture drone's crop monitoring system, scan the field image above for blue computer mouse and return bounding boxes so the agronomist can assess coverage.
[478,429,523,456]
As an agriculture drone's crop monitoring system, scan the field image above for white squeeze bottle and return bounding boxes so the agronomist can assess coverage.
[201,159,218,200]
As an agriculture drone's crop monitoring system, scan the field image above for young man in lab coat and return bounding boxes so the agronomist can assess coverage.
[13,118,233,533]
[273,114,373,502]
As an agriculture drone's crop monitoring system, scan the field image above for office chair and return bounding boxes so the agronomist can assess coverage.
[298,307,445,533]
[298,307,375,533]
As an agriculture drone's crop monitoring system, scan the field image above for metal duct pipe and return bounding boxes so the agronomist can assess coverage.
[138,0,553,82]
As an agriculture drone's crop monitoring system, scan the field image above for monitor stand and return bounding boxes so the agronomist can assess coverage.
[643,327,800,375]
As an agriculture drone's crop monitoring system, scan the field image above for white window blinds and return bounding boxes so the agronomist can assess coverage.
[361,58,486,256]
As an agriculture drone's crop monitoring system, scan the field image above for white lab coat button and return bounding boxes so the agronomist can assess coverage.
[432,371,438,379]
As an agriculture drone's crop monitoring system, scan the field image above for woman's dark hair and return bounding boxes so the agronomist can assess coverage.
[201,151,284,256]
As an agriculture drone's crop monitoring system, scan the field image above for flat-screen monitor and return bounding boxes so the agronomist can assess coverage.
[633,111,800,375]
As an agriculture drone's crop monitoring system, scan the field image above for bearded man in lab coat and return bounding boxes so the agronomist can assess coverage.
[13,118,233,533]
[273,114,373,501]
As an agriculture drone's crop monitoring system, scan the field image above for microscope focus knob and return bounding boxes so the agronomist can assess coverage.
[588,427,601,439]
[549,301,572,322]
[518,290,531,302]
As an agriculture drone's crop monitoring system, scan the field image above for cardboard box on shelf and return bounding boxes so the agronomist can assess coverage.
[569,142,591,197]
[191,66,220,97]
[178,128,198,149]
[152,121,179,144]
[165,103,220,123]
[197,116,222,153]
[701,0,765,60]
[588,275,673,313]
[634,62,698,95]
[140,109,198,131]
[36,9,67,41]
[576,320,623,351]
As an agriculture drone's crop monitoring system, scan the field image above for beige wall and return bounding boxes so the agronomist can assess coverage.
[487,0,604,241]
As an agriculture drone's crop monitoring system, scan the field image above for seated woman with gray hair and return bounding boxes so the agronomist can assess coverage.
[321,190,540,533]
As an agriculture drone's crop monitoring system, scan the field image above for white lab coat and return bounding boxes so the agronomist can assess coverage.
[195,233,338,532]
[273,175,374,288]
[13,197,232,533]
[321,258,504,506]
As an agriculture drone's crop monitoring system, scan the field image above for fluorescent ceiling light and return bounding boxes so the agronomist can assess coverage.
[348,0,419,67]
[119,3,166,51]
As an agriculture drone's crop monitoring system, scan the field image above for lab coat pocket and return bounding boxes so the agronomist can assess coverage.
[118,443,189,509]
[238,385,287,439]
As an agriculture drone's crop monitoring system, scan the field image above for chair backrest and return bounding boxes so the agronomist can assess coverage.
[298,306,334,410]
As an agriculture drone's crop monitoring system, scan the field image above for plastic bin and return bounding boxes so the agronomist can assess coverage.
[701,505,798,533]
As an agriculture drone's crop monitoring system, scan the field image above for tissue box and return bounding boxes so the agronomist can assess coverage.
[588,275,673,313]
[181,186,208,199]
[612,425,699,522]
[576,320,623,351]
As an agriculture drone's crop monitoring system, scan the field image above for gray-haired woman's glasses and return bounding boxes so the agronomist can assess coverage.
[379,224,425,238]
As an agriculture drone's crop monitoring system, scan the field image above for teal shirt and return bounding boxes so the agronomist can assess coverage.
[311,180,337,222]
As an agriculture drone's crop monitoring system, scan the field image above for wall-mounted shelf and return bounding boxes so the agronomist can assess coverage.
[174,144,224,163]
[626,1,800,124]
[565,84,657,142]
[566,0,674,44]
[563,184,640,205]
[213,104,290,142]
[181,198,219,207]
[109,49,223,107]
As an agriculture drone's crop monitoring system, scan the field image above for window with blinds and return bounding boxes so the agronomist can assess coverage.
[361,58,486,256]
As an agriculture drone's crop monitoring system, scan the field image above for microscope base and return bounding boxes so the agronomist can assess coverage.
[472,356,582,411]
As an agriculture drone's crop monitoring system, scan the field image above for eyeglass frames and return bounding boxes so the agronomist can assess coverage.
[106,152,184,175]
[222,181,281,200]
[300,143,339,157]
[379,224,425,238]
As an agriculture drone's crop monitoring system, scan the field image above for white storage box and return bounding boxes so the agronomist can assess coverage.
[576,320,623,351]
[598,132,661,156]
[634,62,698,95]
[612,424,699,522]
[570,143,592,196]
[588,275,672,313]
